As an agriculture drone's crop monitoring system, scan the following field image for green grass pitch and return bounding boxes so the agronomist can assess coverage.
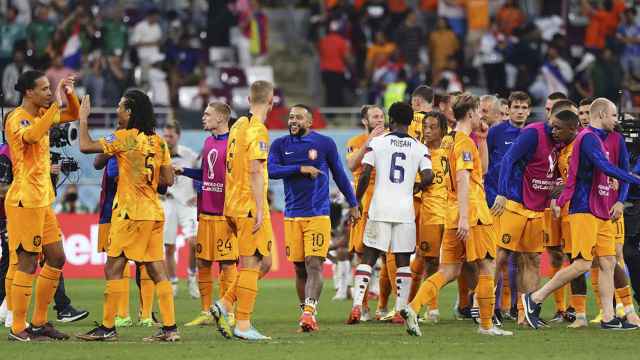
[1,278,636,359]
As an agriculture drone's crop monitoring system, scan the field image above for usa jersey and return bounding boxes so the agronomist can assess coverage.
[362,132,431,223]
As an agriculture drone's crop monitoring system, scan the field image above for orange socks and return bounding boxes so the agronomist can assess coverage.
[410,272,446,313]
[11,271,34,334]
[378,261,391,311]
[156,280,176,327]
[235,268,260,321]
[457,273,470,309]
[477,275,495,330]
[517,293,524,323]
[222,270,239,311]
[501,267,511,311]
[103,279,127,328]
[198,266,213,312]
[5,262,16,311]
[32,264,62,326]
[615,286,634,314]
[221,265,237,299]
[117,265,131,318]
[409,257,424,302]
[551,266,566,313]
[591,268,601,311]
[386,255,398,296]
[139,266,155,319]
[572,294,587,317]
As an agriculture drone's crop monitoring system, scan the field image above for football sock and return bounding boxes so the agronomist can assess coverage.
[551,265,566,312]
[478,275,494,330]
[32,264,62,326]
[572,294,586,317]
[395,266,412,312]
[156,280,176,327]
[457,273,470,309]
[378,261,390,310]
[140,266,155,319]
[5,262,16,311]
[386,255,398,296]
[410,271,446,313]
[615,286,634,314]
[236,268,260,321]
[11,271,33,334]
[501,267,511,311]
[409,256,424,302]
[353,264,372,308]
[117,265,130,318]
[336,260,351,297]
[222,270,239,310]
[198,266,213,312]
[103,279,127,329]
[517,293,524,322]
[591,268,601,311]
[304,297,318,314]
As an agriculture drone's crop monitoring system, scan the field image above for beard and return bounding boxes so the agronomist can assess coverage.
[289,125,307,137]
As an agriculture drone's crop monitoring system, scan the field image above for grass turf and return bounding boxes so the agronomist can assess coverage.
[1,278,636,359]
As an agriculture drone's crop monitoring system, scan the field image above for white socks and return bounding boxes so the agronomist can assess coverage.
[395,266,412,311]
[353,264,372,308]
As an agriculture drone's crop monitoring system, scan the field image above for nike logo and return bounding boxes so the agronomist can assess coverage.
[285,151,294,155]
[606,322,623,328]
[505,141,513,145]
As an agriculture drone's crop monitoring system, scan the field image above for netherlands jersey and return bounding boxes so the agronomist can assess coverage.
[362,132,431,223]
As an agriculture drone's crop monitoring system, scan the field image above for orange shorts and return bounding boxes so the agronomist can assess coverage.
[108,213,164,262]
[543,208,562,247]
[197,215,238,262]
[98,223,110,253]
[440,224,496,264]
[561,218,572,254]
[612,215,625,245]
[349,212,367,254]
[568,213,615,261]
[284,216,331,262]
[6,205,60,254]
[228,216,273,257]
[496,209,544,253]
[417,222,444,258]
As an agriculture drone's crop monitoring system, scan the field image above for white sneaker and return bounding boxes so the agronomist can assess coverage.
[0,299,7,323]
[400,306,422,337]
[4,310,12,328]
[332,290,348,301]
[188,274,200,299]
[478,326,513,336]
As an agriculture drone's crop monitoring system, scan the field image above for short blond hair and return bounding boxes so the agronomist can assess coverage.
[250,80,274,105]
[208,101,231,120]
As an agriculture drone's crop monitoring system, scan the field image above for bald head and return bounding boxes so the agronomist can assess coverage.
[589,98,618,131]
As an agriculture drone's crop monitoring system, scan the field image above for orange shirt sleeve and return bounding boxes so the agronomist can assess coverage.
[23,103,60,144]
[59,93,80,123]
[100,129,129,155]
[454,138,475,172]
[247,125,269,161]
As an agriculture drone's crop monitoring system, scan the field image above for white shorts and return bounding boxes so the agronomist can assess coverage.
[163,197,198,245]
[363,220,416,253]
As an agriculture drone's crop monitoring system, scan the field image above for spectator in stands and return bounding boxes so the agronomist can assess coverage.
[438,0,466,39]
[418,0,438,34]
[100,6,128,57]
[247,0,269,64]
[617,7,640,77]
[12,0,31,25]
[571,50,595,103]
[394,11,423,67]
[366,31,396,81]
[1,47,30,106]
[464,0,489,66]
[479,22,508,97]
[83,54,107,107]
[46,53,74,93]
[360,0,389,35]
[56,184,91,214]
[130,7,163,66]
[146,53,171,106]
[429,17,459,83]
[539,44,574,99]
[590,47,624,101]
[26,4,55,68]
[318,20,351,107]
[582,0,625,52]
[0,6,26,73]
[496,0,525,36]
[388,0,408,32]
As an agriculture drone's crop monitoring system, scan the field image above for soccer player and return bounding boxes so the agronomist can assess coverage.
[523,99,640,330]
[76,90,178,341]
[544,92,568,120]
[5,71,78,341]
[479,95,503,127]
[409,111,448,323]
[268,104,359,332]
[409,85,434,141]
[578,98,593,128]
[348,102,433,324]
[210,80,274,341]
[344,105,385,321]
[177,102,239,327]
[162,122,200,298]
[403,93,509,336]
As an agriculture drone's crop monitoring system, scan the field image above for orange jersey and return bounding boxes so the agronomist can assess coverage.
[100,129,171,221]
[445,131,492,229]
[409,111,425,143]
[421,147,447,224]
[558,139,576,217]
[224,115,270,218]
[5,96,79,208]
[346,133,375,211]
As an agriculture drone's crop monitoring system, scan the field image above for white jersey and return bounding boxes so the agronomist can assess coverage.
[362,133,431,223]
[167,144,199,205]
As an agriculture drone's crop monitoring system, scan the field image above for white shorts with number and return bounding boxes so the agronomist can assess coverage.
[363,220,416,253]
[163,197,198,244]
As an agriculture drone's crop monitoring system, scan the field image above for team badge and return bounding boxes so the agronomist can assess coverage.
[501,234,511,244]
[308,149,318,160]
[33,235,42,247]
[285,246,290,257]
[543,233,549,244]
[20,119,30,128]
[259,141,268,152]
[196,243,202,254]
[105,134,116,144]
[462,151,472,162]
[420,242,430,252]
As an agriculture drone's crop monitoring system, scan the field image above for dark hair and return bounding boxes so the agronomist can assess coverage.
[123,89,156,135]
[411,85,434,104]
[434,92,449,107]
[423,111,448,136]
[14,70,46,94]
[550,99,576,115]
[579,97,594,107]
[388,102,413,126]
[554,109,580,127]
[291,104,313,118]
[360,104,383,120]
[508,91,531,107]
[547,91,567,101]
[164,120,181,135]
[452,93,479,122]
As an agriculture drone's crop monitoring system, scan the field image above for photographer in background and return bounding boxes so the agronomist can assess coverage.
[625,154,640,306]
[55,184,90,214]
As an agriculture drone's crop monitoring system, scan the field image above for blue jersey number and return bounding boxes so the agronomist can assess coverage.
[389,152,406,184]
